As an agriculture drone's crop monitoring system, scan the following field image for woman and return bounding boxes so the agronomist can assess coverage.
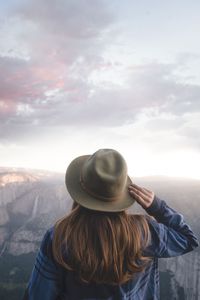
[23,149,199,300]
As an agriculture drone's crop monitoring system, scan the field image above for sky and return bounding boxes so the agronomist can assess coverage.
[0,0,200,179]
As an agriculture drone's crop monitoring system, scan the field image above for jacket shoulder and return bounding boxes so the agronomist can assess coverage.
[40,226,55,259]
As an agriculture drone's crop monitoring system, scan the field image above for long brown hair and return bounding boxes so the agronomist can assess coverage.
[52,202,151,285]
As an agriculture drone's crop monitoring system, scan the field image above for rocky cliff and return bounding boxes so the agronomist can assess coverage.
[0,168,72,256]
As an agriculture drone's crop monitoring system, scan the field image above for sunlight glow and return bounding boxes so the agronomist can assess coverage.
[1,138,200,180]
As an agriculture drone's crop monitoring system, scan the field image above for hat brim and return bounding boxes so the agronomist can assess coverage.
[65,155,136,212]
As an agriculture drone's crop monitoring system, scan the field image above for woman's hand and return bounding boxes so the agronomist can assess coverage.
[128,183,155,209]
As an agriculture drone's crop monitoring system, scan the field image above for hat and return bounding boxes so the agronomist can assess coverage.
[65,149,135,212]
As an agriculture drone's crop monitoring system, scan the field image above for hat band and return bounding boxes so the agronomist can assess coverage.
[79,173,121,202]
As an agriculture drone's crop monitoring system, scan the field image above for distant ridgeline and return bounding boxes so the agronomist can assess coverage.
[0,168,199,300]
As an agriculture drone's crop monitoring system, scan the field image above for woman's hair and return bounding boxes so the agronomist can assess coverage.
[52,202,151,285]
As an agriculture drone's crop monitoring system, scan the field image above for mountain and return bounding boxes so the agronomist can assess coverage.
[0,167,71,256]
[0,168,199,299]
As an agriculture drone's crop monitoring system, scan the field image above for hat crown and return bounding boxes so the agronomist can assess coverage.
[81,149,127,201]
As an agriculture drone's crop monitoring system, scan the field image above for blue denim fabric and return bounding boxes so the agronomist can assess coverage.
[24,196,199,300]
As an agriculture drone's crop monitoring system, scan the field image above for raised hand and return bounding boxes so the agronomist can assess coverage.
[128,183,155,209]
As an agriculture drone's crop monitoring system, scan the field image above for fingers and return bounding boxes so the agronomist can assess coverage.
[129,185,150,200]
[129,183,152,196]
[129,193,147,209]
[128,186,149,208]
[128,183,154,209]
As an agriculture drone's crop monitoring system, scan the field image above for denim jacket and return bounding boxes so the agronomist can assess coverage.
[23,196,199,300]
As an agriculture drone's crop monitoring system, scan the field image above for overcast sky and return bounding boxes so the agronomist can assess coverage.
[0,0,200,179]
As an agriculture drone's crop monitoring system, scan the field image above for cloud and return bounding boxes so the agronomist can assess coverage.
[18,0,112,38]
[0,0,114,126]
[1,0,200,157]
[1,58,200,132]
[13,0,114,65]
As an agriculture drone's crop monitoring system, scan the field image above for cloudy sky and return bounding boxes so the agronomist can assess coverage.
[0,0,200,179]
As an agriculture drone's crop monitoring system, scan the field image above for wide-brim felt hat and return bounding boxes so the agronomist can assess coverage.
[65,149,135,212]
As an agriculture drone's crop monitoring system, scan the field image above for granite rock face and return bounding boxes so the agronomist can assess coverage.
[0,168,72,256]
[8,229,44,255]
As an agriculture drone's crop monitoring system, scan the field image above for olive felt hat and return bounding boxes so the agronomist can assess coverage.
[65,149,135,212]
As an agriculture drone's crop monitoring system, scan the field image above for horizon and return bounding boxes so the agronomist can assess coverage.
[0,1,200,179]
[1,165,200,181]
